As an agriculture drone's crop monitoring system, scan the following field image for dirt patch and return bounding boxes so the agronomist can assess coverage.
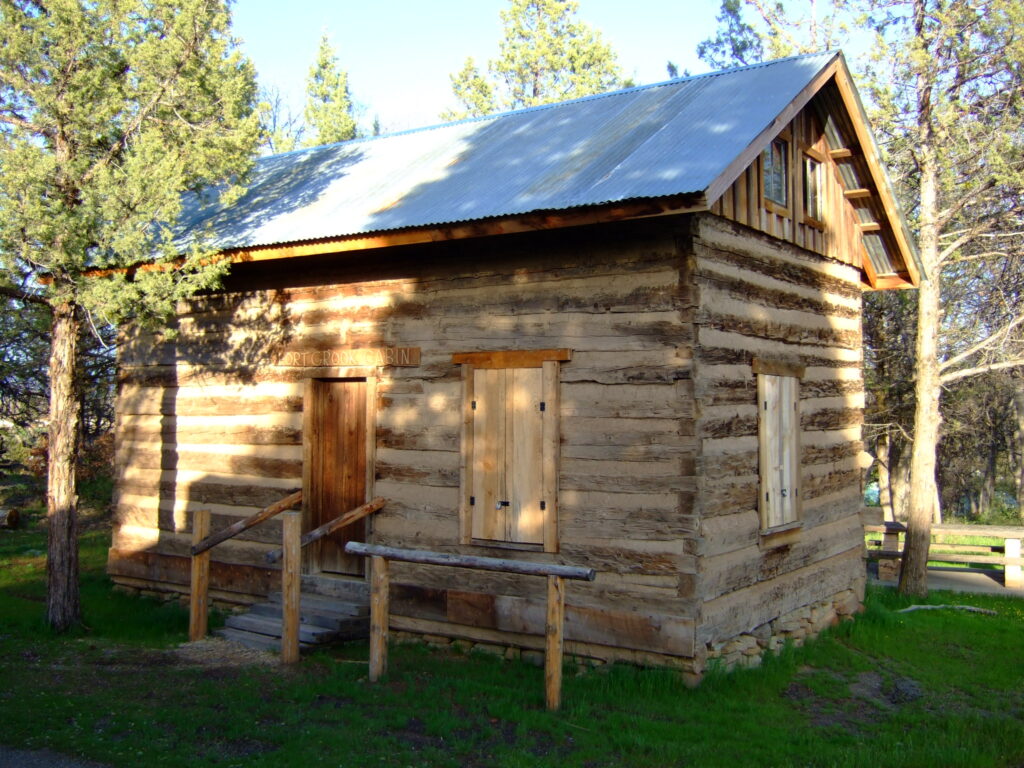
[396,717,448,752]
[784,668,924,734]
[172,637,278,668]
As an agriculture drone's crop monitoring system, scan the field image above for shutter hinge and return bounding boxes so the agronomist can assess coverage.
[540,500,546,511]
[471,400,477,410]
[470,495,475,506]
[539,401,546,411]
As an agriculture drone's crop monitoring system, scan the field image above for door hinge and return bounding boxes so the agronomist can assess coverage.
[540,500,546,511]
[471,400,477,410]
[539,401,546,411]
[470,495,475,506]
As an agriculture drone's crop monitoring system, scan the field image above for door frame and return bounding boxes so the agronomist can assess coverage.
[301,373,377,576]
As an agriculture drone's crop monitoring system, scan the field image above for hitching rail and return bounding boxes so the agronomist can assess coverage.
[344,541,596,711]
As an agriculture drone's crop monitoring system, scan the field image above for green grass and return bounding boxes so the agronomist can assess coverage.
[3,488,1024,767]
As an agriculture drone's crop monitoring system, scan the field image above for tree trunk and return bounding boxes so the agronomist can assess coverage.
[898,0,945,595]
[877,432,895,522]
[980,438,997,517]
[888,438,912,521]
[46,300,81,631]
[899,40,941,594]
[1014,376,1024,517]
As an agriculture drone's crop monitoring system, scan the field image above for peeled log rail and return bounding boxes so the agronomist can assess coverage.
[343,542,596,581]
[265,497,387,564]
[345,541,596,711]
[192,489,302,555]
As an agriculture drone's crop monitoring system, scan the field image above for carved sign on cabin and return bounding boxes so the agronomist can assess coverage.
[278,347,421,368]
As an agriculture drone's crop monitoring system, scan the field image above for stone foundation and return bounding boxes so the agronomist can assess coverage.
[704,588,863,671]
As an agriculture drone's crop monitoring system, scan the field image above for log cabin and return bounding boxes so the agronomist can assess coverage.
[107,50,919,678]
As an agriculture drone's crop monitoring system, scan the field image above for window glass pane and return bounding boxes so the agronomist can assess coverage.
[763,139,788,207]
[804,156,821,220]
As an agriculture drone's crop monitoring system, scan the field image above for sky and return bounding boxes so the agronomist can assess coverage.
[232,0,723,135]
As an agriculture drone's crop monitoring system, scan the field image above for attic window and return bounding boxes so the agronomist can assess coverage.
[803,154,822,223]
[763,138,789,208]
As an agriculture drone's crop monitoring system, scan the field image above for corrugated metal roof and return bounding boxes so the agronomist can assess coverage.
[175,51,839,252]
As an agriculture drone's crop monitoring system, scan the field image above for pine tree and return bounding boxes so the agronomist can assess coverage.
[0,0,260,630]
[304,34,357,146]
[443,0,623,120]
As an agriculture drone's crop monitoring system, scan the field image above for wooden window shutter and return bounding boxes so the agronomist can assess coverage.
[757,373,801,530]
[471,368,507,540]
[457,352,564,551]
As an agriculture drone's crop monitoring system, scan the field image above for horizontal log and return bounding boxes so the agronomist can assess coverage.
[697,309,860,350]
[932,524,1024,538]
[107,547,278,596]
[117,445,302,479]
[346,542,596,581]
[265,497,387,563]
[695,265,860,320]
[192,490,302,555]
[695,217,861,295]
[698,546,864,644]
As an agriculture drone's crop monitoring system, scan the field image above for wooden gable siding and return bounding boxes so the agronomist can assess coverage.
[108,218,700,662]
[708,98,868,277]
[689,214,866,648]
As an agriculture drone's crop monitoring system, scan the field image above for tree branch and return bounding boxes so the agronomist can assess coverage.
[941,358,1024,385]
[0,111,46,136]
[0,284,50,307]
[939,314,1024,372]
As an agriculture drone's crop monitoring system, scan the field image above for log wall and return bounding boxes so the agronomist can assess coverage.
[689,213,867,655]
[108,210,870,669]
[107,219,700,661]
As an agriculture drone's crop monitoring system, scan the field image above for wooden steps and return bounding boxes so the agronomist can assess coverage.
[217,588,369,653]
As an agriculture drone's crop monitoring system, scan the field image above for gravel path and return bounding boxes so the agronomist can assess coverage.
[0,746,111,768]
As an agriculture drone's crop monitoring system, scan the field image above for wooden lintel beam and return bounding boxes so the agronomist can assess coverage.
[829,148,854,159]
[451,349,572,369]
[844,188,873,200]
[858,221,882,232]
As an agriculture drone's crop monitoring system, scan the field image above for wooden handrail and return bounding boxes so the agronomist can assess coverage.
[188,488,301,643]
[345,541,596,711]
[191,489,302,555]
[264,497,387,564]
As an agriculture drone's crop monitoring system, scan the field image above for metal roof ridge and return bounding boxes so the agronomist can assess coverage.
[255,50,843,165]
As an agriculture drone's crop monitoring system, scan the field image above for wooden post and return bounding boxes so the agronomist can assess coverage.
[188,508,211,642]
[545,574,565,711]
[281,511,301,664]
[369,555,389,682]
[1005,537,1022,589]
[879,523,903,582]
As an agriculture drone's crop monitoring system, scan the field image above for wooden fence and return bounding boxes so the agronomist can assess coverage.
[866,521,1023,588]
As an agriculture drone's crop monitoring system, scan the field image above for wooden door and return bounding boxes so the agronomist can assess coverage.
[309,379,367,575]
